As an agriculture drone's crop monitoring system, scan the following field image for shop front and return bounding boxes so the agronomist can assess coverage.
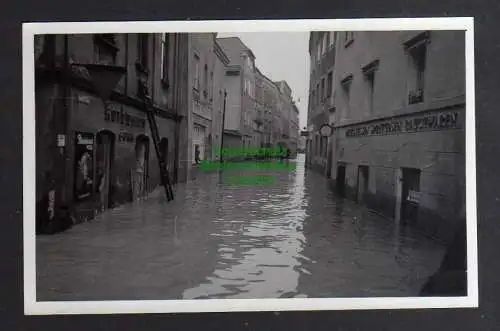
[66,88,177,223]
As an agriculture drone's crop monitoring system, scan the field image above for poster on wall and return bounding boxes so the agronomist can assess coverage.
[74,132,95,201]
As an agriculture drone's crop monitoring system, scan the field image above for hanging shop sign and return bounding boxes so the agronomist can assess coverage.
[104,102,146,129]
[74,132,95,201]
[345,110,460,138]
[319,124,334,137]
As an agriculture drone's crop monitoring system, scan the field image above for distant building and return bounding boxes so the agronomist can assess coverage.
[298,131,308,153]
[274,80,295,153]
[307,31,337,173]
[330,31,466,244]
[289,103,300,156]
[189,33,233,165]
[255,68,282,149]
[217,37,258,155]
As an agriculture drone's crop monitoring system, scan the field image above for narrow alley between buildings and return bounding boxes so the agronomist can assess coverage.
[36,154,446,301]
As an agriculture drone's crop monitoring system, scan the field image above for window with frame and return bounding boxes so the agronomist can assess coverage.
[362,60,379,113]
[321,78,325,102]
[193,53,200,90]
[316,43,321,63]
[341,74,353,112]
[329,31,335,48]
[316,83,320,105]
[407,42,427,104]
[137,34,149,71]
[93,34,118,65]
[160,34,169,86]
[327,72,333,98]
[203,64,209,99]
[322,33,328,55]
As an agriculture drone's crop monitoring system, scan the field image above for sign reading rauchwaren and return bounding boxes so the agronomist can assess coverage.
[345,110,460,138]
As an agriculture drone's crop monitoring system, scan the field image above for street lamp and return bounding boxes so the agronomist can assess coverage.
[219,89,228,164]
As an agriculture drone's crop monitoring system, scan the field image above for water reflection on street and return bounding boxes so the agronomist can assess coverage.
[37,154,446,301]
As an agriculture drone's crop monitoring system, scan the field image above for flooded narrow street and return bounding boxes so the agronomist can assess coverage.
[37,154,446,301]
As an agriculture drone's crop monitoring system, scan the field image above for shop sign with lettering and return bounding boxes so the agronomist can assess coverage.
[104,102,146,129]
[345,110,460,138]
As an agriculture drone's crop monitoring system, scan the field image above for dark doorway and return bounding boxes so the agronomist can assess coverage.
[336,164,346,197]
[134,135,150,199]
[401,167,421,225]
[357,165,369,204]
[96,130,115,211]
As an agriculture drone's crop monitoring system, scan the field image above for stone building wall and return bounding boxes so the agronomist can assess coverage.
[330,30,466,244]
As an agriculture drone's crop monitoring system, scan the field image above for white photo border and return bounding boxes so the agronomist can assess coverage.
[22,17,478,315]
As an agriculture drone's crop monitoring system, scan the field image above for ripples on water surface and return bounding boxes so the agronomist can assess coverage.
[36,154,446,301]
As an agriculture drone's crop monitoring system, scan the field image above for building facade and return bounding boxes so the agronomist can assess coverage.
[289,103,300,156]
[255,68,281,149]
[35,33,188,231]
[217,37,262,156]
[329,31,466,244]
[307,31,337,173]
[274,80,294,153]
[211,39,231,159]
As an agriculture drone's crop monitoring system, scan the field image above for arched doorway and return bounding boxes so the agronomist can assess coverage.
[96,130,115,211]
[134,135,150,199]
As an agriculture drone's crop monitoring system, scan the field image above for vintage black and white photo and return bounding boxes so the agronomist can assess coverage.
[23,18,477,315]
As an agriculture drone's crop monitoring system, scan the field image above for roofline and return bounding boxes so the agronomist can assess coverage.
[256,68,279,90]
[214,41,230,66]
[216,36,256,60]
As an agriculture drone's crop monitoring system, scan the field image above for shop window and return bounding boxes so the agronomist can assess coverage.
[74,132,95,201]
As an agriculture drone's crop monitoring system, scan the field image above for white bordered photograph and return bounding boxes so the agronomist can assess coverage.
[23,18,478,315]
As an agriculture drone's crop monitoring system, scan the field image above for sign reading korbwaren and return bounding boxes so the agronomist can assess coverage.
[345,110,460,138]
[104,102,146,129]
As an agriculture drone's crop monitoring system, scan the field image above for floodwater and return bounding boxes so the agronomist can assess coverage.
[36,154,446,301]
